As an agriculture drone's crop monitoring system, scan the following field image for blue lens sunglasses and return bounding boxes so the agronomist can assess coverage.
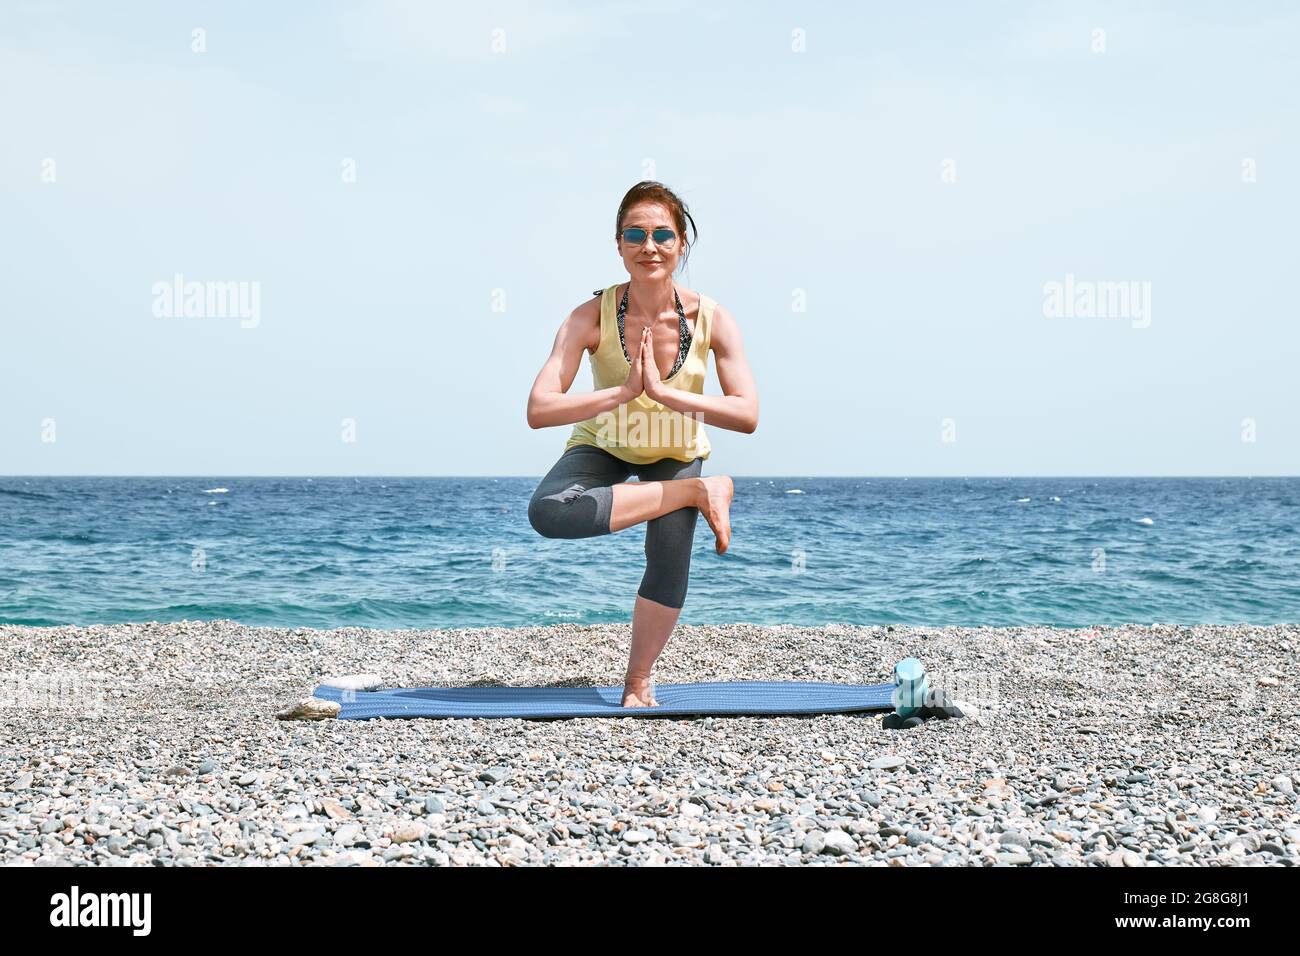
[621,227,677,245]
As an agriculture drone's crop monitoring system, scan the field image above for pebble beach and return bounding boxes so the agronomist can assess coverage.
[1,620,1296,867]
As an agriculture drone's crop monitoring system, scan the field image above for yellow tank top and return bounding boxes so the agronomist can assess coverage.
[564,283,713,465]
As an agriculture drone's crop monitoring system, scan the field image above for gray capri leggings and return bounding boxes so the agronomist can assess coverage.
[527,444,704,609]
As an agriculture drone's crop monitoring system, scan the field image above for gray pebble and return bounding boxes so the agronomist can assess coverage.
[822,830,857,855]
[802,831,826,854]
[869,756,905,771]
[289,829,325,846]
[334,825,362,847]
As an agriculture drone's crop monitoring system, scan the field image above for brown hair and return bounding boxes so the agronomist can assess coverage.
[615,181,698,272]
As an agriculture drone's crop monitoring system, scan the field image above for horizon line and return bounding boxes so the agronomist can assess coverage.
[2,474,1297,481]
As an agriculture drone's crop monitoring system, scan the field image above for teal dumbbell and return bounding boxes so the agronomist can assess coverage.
[891,658,929,719]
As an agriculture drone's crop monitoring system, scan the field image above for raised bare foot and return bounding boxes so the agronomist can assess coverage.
[697,475,734,554]
[621,676,657,708]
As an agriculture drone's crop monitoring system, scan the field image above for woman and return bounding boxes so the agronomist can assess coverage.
[525,182,759,708]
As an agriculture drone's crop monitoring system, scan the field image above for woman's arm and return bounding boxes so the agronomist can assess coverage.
[526,300,639,429]
[644,302,759,434]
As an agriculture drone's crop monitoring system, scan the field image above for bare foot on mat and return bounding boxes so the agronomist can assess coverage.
[621,677,657,708]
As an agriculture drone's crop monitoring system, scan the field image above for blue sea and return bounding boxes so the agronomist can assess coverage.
[0,477,1297,628]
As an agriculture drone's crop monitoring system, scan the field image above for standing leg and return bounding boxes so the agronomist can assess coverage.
[622,456,704,706]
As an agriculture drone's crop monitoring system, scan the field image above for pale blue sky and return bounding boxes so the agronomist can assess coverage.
[2,1,1296,476]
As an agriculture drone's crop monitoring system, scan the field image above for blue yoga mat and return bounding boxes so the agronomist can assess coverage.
[310,680,896,720]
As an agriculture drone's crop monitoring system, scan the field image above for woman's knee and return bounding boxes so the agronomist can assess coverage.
[527,494,558,538]
[528,483,613,539]
[528,492,573,539]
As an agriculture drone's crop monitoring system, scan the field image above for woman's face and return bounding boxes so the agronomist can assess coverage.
[617,202,681,279]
